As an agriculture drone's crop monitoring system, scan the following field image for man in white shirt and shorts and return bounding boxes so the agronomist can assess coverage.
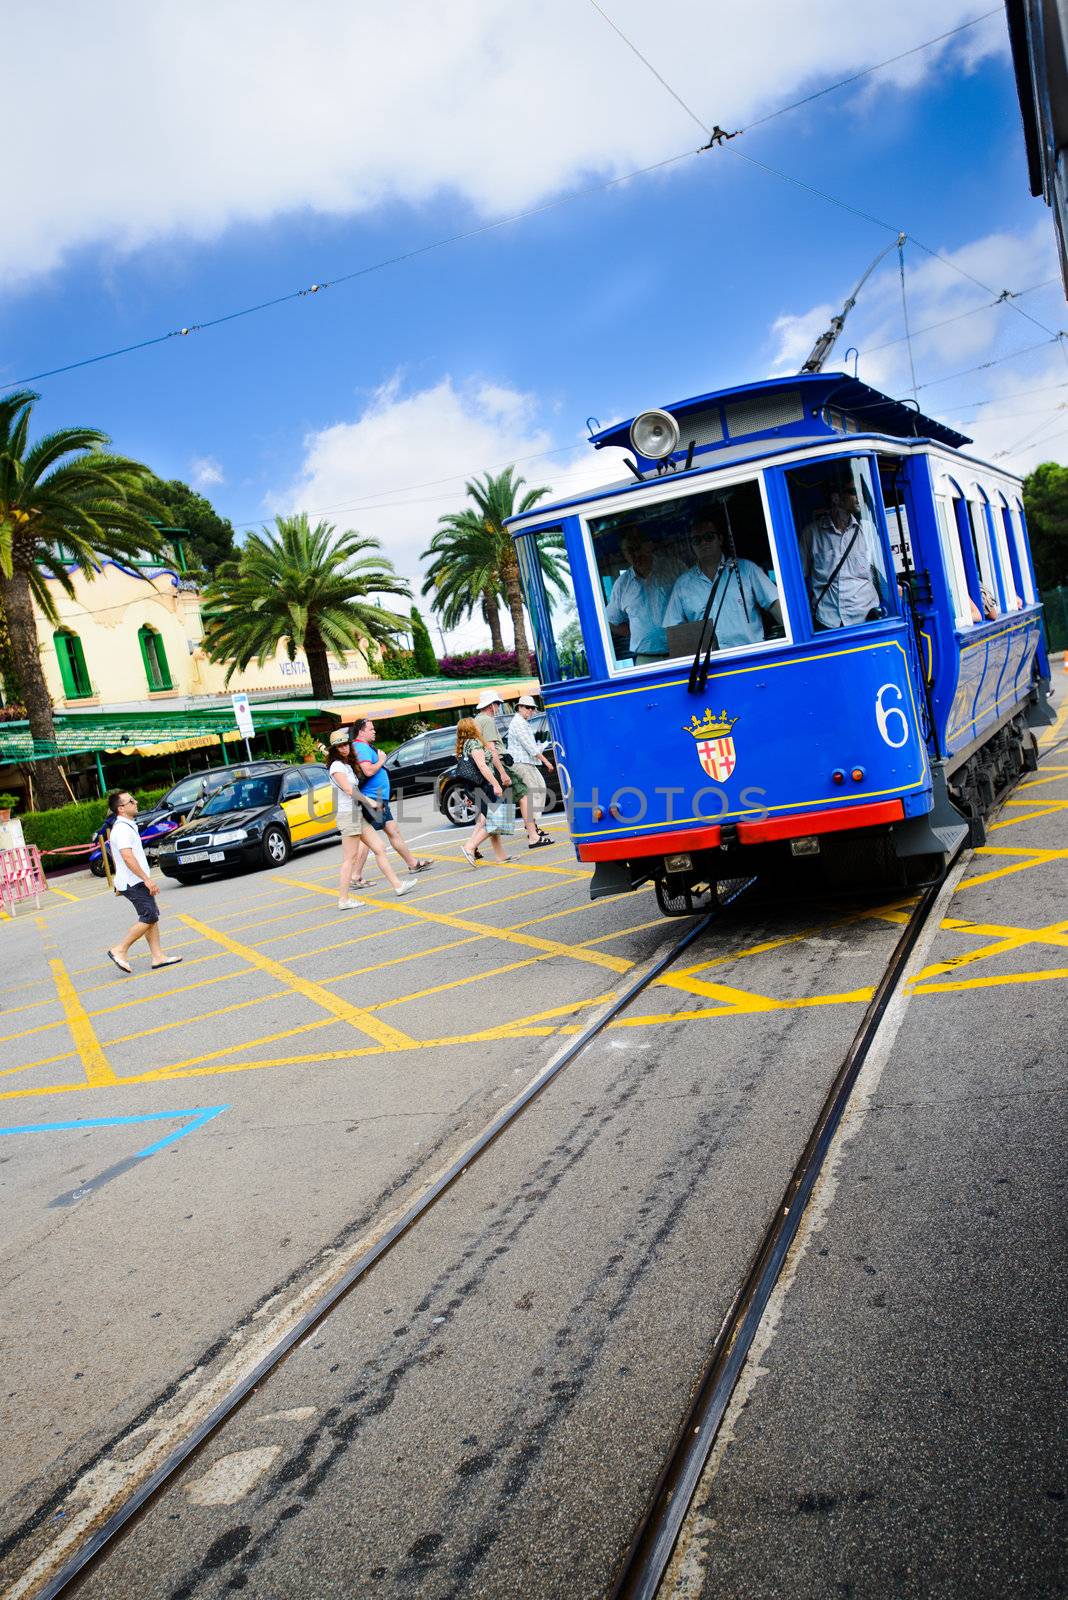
[106,790,182,974]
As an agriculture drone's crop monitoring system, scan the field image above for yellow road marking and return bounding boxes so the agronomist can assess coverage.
[1018,769,1068,789]
[50,958,118,1089]
[152,1017,335,1076]
[0,1051,77,1077]
[275,877,631,973]
[912,967,1068,994]
[178,913,417,1050]
[989,802,1068,830]
[915,918,1068,980]
[47,884,81,903]
[959,845,1068,889]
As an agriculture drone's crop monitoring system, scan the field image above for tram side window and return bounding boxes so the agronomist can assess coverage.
[1010,499,1037,602]
[966,497,1001,619]
[878,457,915,576]
[995,499,1025,609]
[515,526,589,682]
[785,456,892,631]
[588,479,785,669]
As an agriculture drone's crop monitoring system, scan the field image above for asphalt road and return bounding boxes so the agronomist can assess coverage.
[2,729,1065,1598]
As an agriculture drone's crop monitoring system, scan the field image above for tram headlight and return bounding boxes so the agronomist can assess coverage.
[629,409,680,460]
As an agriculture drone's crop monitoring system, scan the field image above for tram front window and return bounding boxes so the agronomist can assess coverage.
[515,525,589,682]
[590,479,785,670]
[785,456,892,631]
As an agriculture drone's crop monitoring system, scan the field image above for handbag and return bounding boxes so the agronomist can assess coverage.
[455,753,483,787]
[486,797,515,835]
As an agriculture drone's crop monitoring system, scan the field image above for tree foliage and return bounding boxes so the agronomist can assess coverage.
[0,389,163,806]
[144,475,237,573]
[409,604,438,675]
[1022,461,1068,589]
[202,513,410,700]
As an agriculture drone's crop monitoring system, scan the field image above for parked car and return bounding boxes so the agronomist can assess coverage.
[88,761,283,876]
[383,726,462,794]
[436,713,562,827]
[157,764,338,884]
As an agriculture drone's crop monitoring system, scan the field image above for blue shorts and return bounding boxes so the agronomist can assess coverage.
[121,881,159,925]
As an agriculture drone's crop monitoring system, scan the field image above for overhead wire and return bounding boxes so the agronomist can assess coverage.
[2,9,1020,394]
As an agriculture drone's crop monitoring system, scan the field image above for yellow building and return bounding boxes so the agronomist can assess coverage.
[38,554,374,709]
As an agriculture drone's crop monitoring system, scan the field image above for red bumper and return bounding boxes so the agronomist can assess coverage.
[576,799,906,862]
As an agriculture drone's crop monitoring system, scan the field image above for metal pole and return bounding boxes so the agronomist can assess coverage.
[244,737,253,763]
[94,751,106,797]
[219,735,230,766]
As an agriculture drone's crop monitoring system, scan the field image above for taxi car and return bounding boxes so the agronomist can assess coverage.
[157,763,338,883]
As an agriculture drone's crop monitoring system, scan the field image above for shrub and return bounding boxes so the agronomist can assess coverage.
[21,787,167,862]
[377,647,421,681]
[438,649,521,678]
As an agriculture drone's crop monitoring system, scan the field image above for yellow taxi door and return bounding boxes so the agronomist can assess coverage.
[280,769,313,846]
[306,766,338,837]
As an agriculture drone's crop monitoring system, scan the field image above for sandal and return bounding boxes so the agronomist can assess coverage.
[107,949,132,974]
[528,836,552,849]
[409,859,434,873]
[151,956,183,970]
[349,878,371,890]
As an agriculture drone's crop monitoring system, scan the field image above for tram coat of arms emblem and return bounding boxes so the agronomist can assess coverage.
[683,708,739,781]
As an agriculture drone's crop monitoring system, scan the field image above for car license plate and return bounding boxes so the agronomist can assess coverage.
[209,851,225,862]
[178,852,208,864]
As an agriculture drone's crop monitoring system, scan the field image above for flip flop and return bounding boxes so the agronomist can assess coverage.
[107,950,132,974]
[151,956,183,969]
[410,859,434,872]
[528,836,552,849]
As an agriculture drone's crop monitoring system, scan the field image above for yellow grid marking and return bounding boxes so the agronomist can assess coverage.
[274,876,632,973]
[911,967,1068,994]
[914,916,1068,979]
[177,913,416,1050]
[152,1017,336,1076]
[50,958,118,1089]
[47,884,81,902]
[959,845,1068,888]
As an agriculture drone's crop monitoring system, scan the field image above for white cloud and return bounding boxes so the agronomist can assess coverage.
[761,220,1068,473]
[189,455,225,488]
[4,0,1007,286]
[268,374,619,650]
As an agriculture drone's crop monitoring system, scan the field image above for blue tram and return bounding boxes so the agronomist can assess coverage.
[508,372,1055,913]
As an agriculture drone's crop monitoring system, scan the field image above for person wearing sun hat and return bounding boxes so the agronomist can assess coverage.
[507,695,554,844]
[474,688,552,849]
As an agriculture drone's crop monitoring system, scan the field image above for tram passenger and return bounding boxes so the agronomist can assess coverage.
[662,514,782,649]
[799,479,886,630]
[603,531,682,662]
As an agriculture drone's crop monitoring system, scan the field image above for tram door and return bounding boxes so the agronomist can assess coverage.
[879,455,937,709]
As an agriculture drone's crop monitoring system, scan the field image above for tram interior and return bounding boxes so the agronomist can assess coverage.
[591,481,783,667]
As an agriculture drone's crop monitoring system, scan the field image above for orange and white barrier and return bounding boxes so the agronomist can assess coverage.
[0,846,47,914]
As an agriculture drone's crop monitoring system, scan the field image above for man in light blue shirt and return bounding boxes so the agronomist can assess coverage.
[603,532,682,663]
[662,517,782,651]
[799,481,886,629]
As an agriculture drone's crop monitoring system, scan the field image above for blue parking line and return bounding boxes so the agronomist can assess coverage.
[0,1106,228,1160]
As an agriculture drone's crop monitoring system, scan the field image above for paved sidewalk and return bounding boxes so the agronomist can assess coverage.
[666,736,1068,1599]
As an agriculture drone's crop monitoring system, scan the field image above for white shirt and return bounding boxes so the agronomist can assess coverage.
[110,815,149,890]
[799,512,882,629]
[662,559,778,649]
[507,713,543,766]
[603,559,681,656]
[328,759,355,819]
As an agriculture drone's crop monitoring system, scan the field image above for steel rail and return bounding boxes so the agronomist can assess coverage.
[23,880,755,1600]
[610,858,958,1600]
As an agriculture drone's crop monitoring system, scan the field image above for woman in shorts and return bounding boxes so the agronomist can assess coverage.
[327,729,416,908]
[455,718,511,868]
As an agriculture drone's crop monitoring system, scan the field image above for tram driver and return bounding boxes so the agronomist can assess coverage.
[799,476,887,630]
[603,531,682,663]
[662,513,782,650]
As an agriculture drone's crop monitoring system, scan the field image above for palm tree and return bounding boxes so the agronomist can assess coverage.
[0,390,164,808]
[423,467,552,673]
[202,513,411,699]
[421,514,506,652]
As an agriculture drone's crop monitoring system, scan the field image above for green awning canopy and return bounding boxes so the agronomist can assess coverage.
[0,707,306,763]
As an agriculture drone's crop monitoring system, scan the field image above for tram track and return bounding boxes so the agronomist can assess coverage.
[7,880,758,1600]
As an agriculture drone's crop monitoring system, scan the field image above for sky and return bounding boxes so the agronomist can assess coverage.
[4,0,1067,651]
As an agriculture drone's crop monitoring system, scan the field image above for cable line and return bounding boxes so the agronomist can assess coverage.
[2,12,1017,392]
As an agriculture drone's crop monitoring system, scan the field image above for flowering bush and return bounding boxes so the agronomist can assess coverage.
[438,650,521,678]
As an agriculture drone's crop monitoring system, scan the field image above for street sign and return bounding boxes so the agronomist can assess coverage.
[231,693,255,739]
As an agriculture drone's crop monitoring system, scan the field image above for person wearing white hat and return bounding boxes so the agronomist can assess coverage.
[474,690,552,849]
[507,695,554,844]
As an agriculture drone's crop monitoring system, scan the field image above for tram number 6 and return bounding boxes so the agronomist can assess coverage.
[875,682,909,748]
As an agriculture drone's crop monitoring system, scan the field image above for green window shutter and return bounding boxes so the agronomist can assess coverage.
[55,632,77,697]
[54,631,92,698]
[138,626,173,691]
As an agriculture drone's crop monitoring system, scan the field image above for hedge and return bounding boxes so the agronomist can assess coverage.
[20,788,168,860]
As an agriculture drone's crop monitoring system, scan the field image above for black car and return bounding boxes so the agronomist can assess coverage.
[436,713,563,827]
[383,726,463,794]
[88,761,283,876]
[157,764,338,883]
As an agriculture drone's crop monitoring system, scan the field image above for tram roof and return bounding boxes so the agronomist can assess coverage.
[587,372,970,455]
